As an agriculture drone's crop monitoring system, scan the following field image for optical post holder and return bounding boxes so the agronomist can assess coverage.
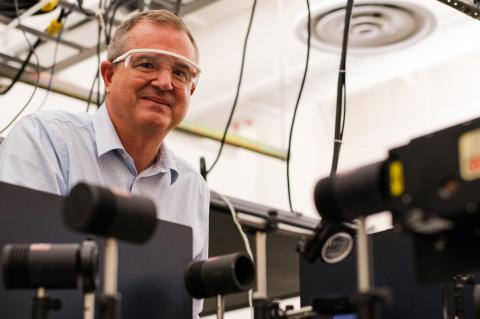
[31,287,62,319]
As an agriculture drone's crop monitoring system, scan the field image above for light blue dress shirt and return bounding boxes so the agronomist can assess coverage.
[0,105,209,317]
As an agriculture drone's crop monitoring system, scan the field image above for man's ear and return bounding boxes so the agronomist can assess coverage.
[100,60,115,94]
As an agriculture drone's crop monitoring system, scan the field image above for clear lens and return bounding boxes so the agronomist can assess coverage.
[125,52,198,89]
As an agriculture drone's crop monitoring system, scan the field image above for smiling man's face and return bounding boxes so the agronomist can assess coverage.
[102,21,197,136]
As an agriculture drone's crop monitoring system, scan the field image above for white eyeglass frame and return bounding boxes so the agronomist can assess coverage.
[112,48,201,75]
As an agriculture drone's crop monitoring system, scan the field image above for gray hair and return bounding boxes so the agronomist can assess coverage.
[107,9,199,62]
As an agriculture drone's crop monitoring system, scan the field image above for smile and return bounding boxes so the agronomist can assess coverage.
[142,96,173,107]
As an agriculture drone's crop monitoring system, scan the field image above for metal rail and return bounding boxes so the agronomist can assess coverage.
[436,0,480,19]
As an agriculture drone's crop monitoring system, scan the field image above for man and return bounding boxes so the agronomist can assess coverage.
[0,9,209,318]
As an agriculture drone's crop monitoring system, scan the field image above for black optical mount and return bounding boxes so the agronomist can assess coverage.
[297,221,355,265]
[2,240,99,319]
[185,252,256,319]
[252,290,391,319]
[303,116,480,319]
[63,182,158,319]
[313,117,480,282]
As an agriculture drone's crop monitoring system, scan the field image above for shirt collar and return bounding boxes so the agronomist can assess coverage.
[91,105,179,184]
[155,144,179,184]
[91,104,125,157]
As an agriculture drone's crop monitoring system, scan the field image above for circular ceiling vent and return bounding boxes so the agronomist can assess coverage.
[297,0,436,54]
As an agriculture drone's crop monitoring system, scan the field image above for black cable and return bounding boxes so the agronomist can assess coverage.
[101,0,115,46]
[105,0,120,44]
[173,0,182,15]
[0,0,59,17]
[0,0,36,18]
[85,1,112,111]
[85,0,128,112]
[330,0,354,177]
[86,0,105,112]
[106,0,138,46]
[96,0,103,108]
[0,0,41,134]
[85,72,99,112]
[94,0,126,48]
[0,38,40,95]
[205,0,258,176]
[0,59,40,134]
[0,0,36,6]
[286,0,311,214]
[36,8,75,111]
[340,82,347,140]
[77,0,94,17]
[0,2,70,96]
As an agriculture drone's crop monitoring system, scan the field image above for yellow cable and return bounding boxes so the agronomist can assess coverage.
[41,0,59,12]
[46,18,63,35]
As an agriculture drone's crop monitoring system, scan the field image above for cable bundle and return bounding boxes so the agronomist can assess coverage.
[0,0,57,18]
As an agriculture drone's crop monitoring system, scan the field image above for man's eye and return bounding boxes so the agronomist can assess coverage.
[172,69,189,81]
[136,62,156,70]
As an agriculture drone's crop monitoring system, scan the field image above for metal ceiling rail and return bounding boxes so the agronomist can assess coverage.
[52,42,108,72]
[0,15,85,54]
[0,64,93,100]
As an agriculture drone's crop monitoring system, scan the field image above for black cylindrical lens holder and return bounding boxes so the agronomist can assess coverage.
[2,241,98,292]
[185,252,256,299]
[314,161,389,222]
[63,183,157,243]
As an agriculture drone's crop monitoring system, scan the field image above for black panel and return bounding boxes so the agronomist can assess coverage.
[0,182,193,319]
[203,192,318,315]
[300,229,476,319]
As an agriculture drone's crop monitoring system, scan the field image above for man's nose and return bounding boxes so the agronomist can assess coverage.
[151,68,174,90]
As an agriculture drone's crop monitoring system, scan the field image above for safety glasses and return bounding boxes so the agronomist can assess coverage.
[112,48,201,89]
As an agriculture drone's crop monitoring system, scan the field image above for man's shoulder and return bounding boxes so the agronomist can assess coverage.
[18,110,92,131]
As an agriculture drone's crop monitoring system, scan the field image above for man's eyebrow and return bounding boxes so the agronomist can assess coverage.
[174,61,195,71]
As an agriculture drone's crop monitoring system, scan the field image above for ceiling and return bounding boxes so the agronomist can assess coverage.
[175,0,480,151]
[1,0,480,155]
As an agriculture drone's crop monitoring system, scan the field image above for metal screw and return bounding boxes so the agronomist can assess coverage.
[401,193,412,204]
[434,237,447,251]
[466,202,478,214]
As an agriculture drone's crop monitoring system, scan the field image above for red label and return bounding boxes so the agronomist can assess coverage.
[469,154,480,172]
[30,243,51,251]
